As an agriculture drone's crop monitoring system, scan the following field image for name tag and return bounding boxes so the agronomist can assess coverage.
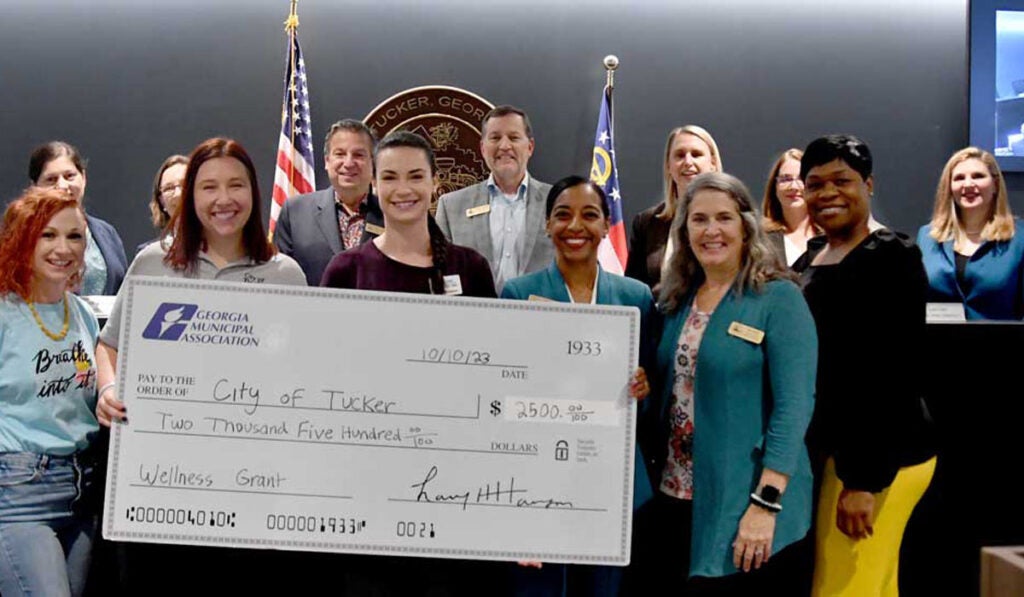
[466,204,491,218]
[728,321,764,345]
[364,223,385,236]
[443,274,463,295]
[926,302,966,323]
[527,294,555,302]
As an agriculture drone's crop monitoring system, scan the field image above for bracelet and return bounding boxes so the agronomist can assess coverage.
[98,382,116,398]
[749,492,783,513]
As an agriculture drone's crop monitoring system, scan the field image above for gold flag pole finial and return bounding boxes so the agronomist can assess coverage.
[284,0,299,32]
[603,55,619,90]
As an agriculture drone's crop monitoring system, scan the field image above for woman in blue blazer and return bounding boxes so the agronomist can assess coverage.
[918,147,1024,320]
[29,141,128,295]
[501,175,655,597]
[634,172,816,595]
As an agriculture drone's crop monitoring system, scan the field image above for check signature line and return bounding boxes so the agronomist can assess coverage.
[386,498,606,512]
[134,396,479,420]
[132,430,539,456]
[404,359,528,370]
[128,484,352,500]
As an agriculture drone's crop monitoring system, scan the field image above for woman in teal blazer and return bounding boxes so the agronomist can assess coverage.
[635,172,816,595]
[501,175,655,597]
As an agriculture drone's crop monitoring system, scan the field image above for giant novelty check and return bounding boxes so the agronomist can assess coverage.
[104,277,640,565]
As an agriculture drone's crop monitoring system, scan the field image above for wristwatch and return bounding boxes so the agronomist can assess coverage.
[749,484,783,513]
[759,484,781,504]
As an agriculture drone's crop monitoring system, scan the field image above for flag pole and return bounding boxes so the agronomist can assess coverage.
[592,54,627,274]
[284,0,299,32]
[284,1,299,196]
[270,0,314,237]
[603,54,618,91]
[603,55,618,131]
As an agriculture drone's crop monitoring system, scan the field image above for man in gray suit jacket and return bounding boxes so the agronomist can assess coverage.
[435,105,553,292]
[274,119,385,286]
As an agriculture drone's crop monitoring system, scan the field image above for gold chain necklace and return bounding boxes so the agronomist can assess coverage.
[27,294,70,341]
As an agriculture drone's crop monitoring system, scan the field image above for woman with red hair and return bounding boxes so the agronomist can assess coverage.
[0,188,102,597]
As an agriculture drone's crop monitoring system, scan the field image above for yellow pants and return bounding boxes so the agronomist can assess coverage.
[811,456,936,596]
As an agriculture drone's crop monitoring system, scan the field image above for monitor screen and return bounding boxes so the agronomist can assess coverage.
[970,0,1024,171]
[995,11,1024,157]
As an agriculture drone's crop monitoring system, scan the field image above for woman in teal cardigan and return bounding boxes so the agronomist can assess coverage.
[636,171,816,595]
[501,175,655,597]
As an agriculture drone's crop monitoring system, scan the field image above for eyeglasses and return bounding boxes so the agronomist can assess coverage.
[776,175,803,187]
[159,183,184,198]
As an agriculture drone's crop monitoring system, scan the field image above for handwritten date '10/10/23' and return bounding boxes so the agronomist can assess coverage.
[419,347,491,365]
[415,340,605,366]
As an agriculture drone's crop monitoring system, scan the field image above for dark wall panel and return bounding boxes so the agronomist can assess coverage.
[0,0,973,254]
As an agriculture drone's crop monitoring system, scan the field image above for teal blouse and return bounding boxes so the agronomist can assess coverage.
[502,262,658,511]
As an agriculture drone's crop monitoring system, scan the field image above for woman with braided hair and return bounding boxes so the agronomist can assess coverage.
[319,131,497,594]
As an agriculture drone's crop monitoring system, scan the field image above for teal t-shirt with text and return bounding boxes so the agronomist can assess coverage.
[0,293,100,455]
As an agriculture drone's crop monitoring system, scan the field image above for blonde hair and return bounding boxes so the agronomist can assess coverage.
[929,147,1014,246]
[761,148,807,233]
[659,172,791,313]
[658,125,722,222]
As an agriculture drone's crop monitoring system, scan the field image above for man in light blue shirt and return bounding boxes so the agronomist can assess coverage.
[435,105,553,291]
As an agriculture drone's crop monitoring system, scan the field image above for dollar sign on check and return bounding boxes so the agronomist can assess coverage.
[489,400,502,416]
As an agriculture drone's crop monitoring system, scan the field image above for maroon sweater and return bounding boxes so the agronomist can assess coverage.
[320,240,497,298]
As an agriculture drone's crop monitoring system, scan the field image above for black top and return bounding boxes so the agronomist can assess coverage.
[794,230,936,492]
[954,251,970,291]
[625,203,672,291]
[320,240,497,298]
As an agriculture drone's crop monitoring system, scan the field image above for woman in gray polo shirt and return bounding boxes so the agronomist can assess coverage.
[91,137,305,592]
[95,137,306,422]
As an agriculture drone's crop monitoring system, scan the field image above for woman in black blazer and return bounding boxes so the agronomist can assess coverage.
[29,141,127,295]
[760,148,818,267]
[625,125,722,291]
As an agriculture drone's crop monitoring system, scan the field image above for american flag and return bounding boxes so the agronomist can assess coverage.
[269,29,315,236]
[590,85,628,274]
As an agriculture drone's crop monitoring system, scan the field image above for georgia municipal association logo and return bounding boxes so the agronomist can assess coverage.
[141,303,260,347]
[364,86,495,210]
[142,303,198,341]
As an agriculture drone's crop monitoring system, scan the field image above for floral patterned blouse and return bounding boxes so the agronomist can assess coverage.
[659,307,711,500]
